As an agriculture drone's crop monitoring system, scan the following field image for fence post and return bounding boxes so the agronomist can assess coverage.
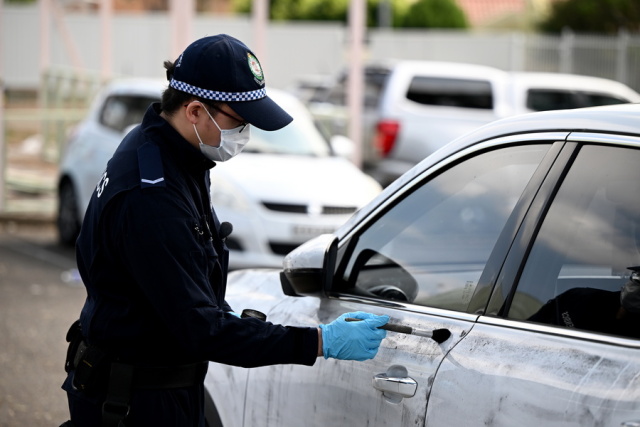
[616,28,629,85]
[509,32,525,72]
[560,27,574,74]
[0,0,4,213]
[347,0,365,168]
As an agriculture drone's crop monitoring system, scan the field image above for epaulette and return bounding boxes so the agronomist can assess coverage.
[138,142,166,189]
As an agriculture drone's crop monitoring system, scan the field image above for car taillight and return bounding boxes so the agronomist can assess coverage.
[375,119,399,157]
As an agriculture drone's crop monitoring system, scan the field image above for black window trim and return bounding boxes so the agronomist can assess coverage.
[488,134,640,325]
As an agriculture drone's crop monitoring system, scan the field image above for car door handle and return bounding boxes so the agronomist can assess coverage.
[621,421,640,427]
[372,373,417,398]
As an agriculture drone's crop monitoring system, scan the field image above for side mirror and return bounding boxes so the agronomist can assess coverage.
[280,234,338,297]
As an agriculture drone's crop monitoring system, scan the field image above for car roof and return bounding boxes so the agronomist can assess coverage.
[451,102,640,144]
[84,77,165,118]
[104,77,166,92]
[508,72,640,100]
[390,59,507,78]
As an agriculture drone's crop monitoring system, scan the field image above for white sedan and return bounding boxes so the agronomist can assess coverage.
[56,78,381,269]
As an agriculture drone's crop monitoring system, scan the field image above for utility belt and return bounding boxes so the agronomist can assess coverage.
[64,320,208,427]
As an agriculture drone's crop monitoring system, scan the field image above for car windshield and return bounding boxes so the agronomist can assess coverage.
[243,116,332,156]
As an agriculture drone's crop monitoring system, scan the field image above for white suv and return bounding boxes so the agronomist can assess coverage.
[370,64,640,186]
[507,71,640,115]
[370,61,512,186]
[306,61,640,187]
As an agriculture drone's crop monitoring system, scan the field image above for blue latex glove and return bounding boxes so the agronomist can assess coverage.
[228,311,241,318]
[319,312,389,361]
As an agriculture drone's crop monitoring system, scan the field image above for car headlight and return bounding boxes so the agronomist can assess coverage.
[210,174,252,212]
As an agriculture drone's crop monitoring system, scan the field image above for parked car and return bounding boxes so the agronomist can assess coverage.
[507,71,640,115]
[304,61,640,187]
[369,60,512,186]
[204,104,640,427]
[57,78,381,269]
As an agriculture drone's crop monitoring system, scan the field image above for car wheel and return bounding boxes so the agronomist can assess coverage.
[204,389,223,427]
[57,180,81,246]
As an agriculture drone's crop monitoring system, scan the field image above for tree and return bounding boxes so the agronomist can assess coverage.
[539,0,640,34]
[402,0,467,29]
[303,0,349,22]
[234,0,341,21]
[233,0,467,29]
[270,0,308,20]
[365,0,412,28]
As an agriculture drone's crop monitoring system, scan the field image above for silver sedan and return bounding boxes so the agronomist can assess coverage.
[205,104,640,427]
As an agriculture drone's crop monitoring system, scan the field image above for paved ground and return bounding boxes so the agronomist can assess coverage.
[2,133,57,221]
[0,118,75,426]
[0,222,84,426]
[0,101,86,425]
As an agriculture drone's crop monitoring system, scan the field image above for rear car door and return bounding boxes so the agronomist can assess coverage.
[427,135,640,426]
[242,136,558,426]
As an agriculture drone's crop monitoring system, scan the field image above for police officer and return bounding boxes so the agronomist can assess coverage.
[61,34,389,426]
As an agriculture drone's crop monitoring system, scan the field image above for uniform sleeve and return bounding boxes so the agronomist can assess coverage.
[113,188,317,368]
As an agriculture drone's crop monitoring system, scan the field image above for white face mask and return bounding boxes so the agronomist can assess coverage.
[192,102,250,162]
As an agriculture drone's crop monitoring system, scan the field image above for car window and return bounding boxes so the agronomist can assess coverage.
[406,76,493,109]
[335,144,550,311]
[510,145,640,339]
[99,94,158,133]
[324,67,390,108]
[243,113,331,156]
[526,89,628,111]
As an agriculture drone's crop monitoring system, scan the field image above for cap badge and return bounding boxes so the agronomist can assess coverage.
[247,52,264,82]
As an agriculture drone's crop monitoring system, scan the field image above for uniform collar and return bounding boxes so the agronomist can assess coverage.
[142,103,216,174]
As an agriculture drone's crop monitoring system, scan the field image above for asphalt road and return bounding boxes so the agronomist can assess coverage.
[0,222,85,426]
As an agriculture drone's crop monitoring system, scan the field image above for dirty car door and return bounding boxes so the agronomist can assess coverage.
[242,141,552,426]
[427,140,640,426]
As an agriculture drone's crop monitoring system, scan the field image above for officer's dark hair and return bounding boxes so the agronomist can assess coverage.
[161,60,222,116]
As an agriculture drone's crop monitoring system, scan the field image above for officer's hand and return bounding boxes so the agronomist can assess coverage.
[319,312,389,361]
[228,311,241,318]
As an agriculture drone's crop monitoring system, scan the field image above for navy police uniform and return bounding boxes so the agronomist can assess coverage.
[62,103,318,426]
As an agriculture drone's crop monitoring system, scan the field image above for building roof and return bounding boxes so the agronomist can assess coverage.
[455,0,529,27]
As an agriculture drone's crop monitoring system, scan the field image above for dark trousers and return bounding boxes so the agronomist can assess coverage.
[62,372,207,427]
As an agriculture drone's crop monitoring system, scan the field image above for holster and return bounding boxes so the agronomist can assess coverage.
[64,319,108,393]
[63,320,207,427]
[64,320,83,373]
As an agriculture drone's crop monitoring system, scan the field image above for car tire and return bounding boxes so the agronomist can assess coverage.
[204,389,223,427]
[57,179,81,247]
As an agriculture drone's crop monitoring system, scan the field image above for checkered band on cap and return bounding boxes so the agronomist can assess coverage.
[170,78,266,102]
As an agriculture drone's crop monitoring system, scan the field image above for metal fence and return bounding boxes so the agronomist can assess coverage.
[1,69,101,216]
[369,29,640,92]
[523,30,640,91]
[4,5,640,91]
[3,4,640,216]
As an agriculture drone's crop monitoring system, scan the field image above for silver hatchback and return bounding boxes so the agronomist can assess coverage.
[204,104,640,427]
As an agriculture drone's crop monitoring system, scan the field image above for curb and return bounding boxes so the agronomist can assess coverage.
[0,213,55,226]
